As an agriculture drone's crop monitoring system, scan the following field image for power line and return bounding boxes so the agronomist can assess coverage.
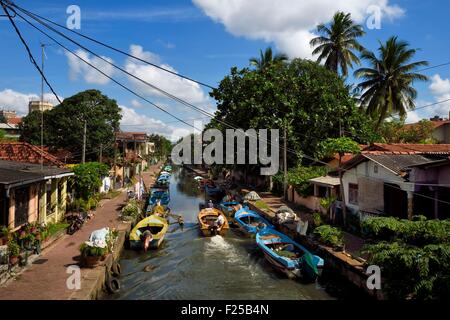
[0,2,61,105]
[6,2,449,207]
[9,7,205,134]
[8,1,217,90]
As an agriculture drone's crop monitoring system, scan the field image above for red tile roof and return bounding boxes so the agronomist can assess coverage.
[405,120,450,129]
[115,132,148,142]
[363,143,450,155]
[6,117,22,125]
[0,142,65,167]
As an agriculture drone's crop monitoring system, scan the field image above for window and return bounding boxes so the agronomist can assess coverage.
[374,164,379,174]
[14,186,30,227]
[348,183,359,205]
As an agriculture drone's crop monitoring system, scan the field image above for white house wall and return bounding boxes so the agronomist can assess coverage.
[342,160,406,213]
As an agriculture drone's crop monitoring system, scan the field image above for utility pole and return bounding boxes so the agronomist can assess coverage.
[81,119,87,164]
[40,43,45,171]
[99,143,103,163]
[113,137,118,190]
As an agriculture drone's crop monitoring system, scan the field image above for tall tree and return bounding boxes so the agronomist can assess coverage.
[19,90,122,161]
[249,47,288,70]
[310,11,365,77]
[355,36,428,128]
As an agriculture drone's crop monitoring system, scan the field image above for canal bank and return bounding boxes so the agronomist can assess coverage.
[103,167,334,300]
[0,161,164,300]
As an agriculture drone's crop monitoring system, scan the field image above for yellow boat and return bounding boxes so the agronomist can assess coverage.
[129,215,169,250]
[197,208,229,237]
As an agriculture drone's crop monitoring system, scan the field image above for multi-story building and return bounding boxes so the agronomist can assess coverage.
[28,100,54,113]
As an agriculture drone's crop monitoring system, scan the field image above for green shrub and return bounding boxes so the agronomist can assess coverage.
[312,212,323,228]
[121,199,141,218]
[361,217,405,241]
[314,225,344,247]
[7,240,20,257]
[79,243,107,257]
[363,241,450,300]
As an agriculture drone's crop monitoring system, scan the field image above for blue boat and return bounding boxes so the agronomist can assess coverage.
[219,201,240,217]
[155,175,170,187]
[204,183,222,197]
[256,228,324,281]
[148,190,170,206]
[234,207,274,234]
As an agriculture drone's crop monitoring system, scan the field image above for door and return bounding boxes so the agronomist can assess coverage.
[14,186,30,227]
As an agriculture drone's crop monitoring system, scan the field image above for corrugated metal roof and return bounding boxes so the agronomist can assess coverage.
[309,175,341,187]
[0,160,73,186]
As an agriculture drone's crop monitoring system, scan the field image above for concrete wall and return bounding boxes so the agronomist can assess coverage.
[342,160,405,213]
[433,124,450,143]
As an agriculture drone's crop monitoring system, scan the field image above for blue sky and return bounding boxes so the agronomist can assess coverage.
[1,0,449,140]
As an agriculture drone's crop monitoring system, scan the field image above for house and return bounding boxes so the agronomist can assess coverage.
[114,132,154,182]
[28,100,54,113]
[0,142,74,230]
[341,144,450,220]
[405,116,450,143]
[0,109,21,139]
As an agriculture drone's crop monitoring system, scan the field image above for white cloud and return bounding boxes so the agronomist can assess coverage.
[0,89,62,115]
[66,49,115,85]
[193,0,404,58]
[120,105,193,142]
[125,45,210,104]
[428,74,450,117]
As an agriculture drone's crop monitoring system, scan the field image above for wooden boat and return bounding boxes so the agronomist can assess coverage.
[197,208,230,237]
[155,176,170,188]
[256,228,324,282]
[129,215,169,249]
[234,207,274,234]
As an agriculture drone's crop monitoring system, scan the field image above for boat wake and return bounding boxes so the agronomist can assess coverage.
[204,235,242,264]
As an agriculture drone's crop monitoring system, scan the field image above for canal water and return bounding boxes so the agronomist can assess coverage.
[106,168,333,300]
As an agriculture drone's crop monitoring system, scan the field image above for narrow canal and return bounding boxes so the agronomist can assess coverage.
[105,168,334,300]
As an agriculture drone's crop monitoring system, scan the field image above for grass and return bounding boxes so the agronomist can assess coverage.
[254,200,270,211]
[46,223,70,238]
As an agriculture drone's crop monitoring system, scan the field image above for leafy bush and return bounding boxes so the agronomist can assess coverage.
[7,240,20,257]
[363,242,450,300]
[121,199,141,218]
[362,217,450,245]
[312,212,323,228]
[79,243,107,257]
[72,162,110,200]
[275,166,328,197]
[314,225,344,247]
[361,217,406,241]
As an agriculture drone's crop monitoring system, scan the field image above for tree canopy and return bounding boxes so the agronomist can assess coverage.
[208,58,378,167]
[19,90,122,162]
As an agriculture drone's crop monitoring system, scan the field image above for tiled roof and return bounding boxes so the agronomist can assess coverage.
[404,120,450,129]
[115,132,148,142]
[0,142,65,167]
[363,143,450,154]
[6,117,22,125]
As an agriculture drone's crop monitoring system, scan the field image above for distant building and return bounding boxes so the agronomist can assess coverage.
[405,112,450,143]
[28,100,54,113]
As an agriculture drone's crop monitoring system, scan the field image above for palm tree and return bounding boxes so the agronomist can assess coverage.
[250,47,288,70]
[355,36,428,128]
[310,11,365,77]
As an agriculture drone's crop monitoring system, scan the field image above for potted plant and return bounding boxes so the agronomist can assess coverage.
[79,242,108,268]
[313,225,345,252]
[0,226,9,245]
[8,240,20,266]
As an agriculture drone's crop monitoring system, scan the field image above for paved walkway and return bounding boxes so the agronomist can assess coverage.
[0,162,163,300]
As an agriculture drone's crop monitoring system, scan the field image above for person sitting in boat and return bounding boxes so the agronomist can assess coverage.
[215,213,225,230]
[207,200,214,209]
[153,200,165,216]
[141,230,153,252]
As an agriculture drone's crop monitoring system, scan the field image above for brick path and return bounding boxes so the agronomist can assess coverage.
[0,162,163,300]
